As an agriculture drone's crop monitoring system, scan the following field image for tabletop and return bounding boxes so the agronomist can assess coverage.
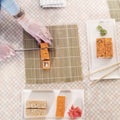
[0,0,120,120]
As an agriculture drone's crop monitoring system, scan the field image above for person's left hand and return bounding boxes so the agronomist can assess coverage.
[17,15,53,45]
[0,44,15,61]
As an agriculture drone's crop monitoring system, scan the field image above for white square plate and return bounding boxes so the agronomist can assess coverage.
[86,19,120,80]
[22,89,84,119]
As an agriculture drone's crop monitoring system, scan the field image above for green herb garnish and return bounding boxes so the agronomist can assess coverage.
[97,25,107,36]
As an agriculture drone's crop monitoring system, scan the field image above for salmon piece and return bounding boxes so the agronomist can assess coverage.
[40,43,48,48]
[104,38,113,58]
[56,96,65,118]
[96,38,113,58]
[40,48,50,60]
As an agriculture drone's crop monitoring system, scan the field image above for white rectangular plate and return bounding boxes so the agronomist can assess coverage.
[22,89,84,119]
[86,19,120,80]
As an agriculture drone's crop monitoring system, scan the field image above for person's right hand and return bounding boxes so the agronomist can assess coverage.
[0,44,15,61]
[17,15,53,45]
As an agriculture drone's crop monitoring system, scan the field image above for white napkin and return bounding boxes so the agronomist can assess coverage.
[40,0,66,8]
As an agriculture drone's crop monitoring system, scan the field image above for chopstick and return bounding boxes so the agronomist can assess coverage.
[97,66,119,81]
[91,65,120,84]
[84,61,120,79]
[15,47,53,52]
[15,48,40,52]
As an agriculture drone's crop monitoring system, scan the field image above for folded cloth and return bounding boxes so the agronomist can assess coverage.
[40,0,66,8]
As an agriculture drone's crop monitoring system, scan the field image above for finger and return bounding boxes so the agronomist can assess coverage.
[41,37,52,45]
[44,32,53,41]
[6,46,15,56]
[39,27,53,39]
[35,36,42,44]
[36,34,52,45]
[42,34,52,45]
[36,30,53,43]
[10,50,15,56]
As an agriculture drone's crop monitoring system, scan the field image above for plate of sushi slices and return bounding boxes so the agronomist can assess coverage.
[22,89,84,120]
[86,19,120,80]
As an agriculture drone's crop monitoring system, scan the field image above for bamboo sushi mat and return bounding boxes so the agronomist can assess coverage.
[23,25,82,84]
[107,0,120,21]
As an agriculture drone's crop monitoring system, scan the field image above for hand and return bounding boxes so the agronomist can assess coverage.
[0,44,15,61]
[17,15,53,45]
